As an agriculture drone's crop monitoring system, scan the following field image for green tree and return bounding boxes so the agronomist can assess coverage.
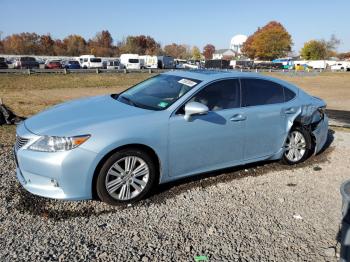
[191,46,201,60]
[300,40,327,60]
[242,21,292,60]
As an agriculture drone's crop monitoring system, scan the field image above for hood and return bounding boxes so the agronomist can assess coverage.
[25,95,151,136]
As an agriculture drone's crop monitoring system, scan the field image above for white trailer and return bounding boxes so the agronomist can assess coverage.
[139,55,158,69]
[120,54,141,69]
[306,60,327,70]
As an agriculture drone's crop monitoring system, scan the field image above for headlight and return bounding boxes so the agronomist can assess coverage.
[28,135,90,152]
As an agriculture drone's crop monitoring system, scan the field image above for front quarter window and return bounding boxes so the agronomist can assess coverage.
[116,74,201,110]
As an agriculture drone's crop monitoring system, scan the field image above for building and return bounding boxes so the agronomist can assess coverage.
[212,49,236,60]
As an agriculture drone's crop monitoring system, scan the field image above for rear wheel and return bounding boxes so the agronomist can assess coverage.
[96,149,156,205]
[282,127,312,165]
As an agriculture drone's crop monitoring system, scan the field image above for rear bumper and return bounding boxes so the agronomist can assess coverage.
[312,114,329,154]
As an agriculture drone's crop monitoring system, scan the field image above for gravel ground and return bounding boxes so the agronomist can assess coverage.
[0,128,349,261]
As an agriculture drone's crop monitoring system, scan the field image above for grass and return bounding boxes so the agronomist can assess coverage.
[1,71,350,147]
[0,73,153,116]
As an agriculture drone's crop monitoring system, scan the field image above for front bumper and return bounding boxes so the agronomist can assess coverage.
[14,123,98,200]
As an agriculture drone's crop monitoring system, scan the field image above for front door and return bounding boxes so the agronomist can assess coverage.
[168,79,245,178]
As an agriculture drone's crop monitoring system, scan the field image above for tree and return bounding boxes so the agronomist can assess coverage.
[338,52,350,60]
[300,40,327,60]
[191,46,201,60]
[63,35,87,56]
[300,35,340,60]
[119,35,161,55]
[241,21,292,60]
[2,32,41,55]
[88,30,115,57]
[0,40,4,53]
[39,34,55,56]
[163,43,191,59]
[53,39,67,56]
[203,44,215,60]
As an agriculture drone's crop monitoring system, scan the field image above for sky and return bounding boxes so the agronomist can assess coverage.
[1,0,349,53]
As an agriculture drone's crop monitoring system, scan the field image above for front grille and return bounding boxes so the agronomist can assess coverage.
[15,135,29,150]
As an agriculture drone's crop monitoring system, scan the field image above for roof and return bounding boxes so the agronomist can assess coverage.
[164,69,260,81]
[213,49,236,55]
[162,70,300,93]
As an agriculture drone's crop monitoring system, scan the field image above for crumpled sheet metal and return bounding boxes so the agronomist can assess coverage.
[284,104,328,155]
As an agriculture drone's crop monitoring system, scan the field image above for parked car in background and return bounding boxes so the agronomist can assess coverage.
[120,54,141,69]
[13,57,39,69]
[331,63,350,71]
[79,55,103,69]
[235,60,254,69]
[139,55,158,69]
[62,60,81,69]
[107,60,121,69]
[14,70,328,205]
[0,57,8,69]
[44,60,63,69]
[157,55,175,69]
[174,59,187,69]
[183,60,201,69]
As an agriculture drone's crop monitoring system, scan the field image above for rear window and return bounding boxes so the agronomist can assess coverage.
[69,60,79,64]
[90,58,101,63]
[284,87,296,101]
[241,79,285,107]
[129,59,139,63]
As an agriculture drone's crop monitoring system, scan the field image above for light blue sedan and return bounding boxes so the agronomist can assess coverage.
[14,70,328,205]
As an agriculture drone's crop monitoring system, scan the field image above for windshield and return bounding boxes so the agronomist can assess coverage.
[128,59,139,63]
[116,74,201,110]
[90,58,101,63]
[69,60,79,64]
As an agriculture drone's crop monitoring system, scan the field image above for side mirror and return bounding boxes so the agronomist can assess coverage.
[184,102,209,121]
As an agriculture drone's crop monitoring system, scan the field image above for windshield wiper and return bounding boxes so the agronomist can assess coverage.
[120,95,136,106]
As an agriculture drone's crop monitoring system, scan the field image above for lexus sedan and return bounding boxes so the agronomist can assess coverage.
[14,70,328,205]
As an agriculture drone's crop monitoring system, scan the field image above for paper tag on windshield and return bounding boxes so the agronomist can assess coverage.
[178,78,197,87]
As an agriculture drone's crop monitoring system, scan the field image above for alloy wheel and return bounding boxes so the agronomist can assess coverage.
[284,130,307,162]
[105,156,149,201]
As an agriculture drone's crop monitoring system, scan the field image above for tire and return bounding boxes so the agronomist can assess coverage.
[282,126,312,165]
[96,148,157,205]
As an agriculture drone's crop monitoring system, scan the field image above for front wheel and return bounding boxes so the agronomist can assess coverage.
[96,149,157,205]
[282,127,312,165]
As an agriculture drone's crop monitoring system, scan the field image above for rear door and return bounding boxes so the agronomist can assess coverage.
[240,78,287,160]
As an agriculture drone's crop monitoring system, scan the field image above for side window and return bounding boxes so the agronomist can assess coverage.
[189,79,240,111]
[241,79,284,107]
[284,87,296,102]
[84,58,88,62]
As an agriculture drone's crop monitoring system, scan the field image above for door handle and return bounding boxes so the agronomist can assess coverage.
[283,107,296,114]
[230,114,247,122]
